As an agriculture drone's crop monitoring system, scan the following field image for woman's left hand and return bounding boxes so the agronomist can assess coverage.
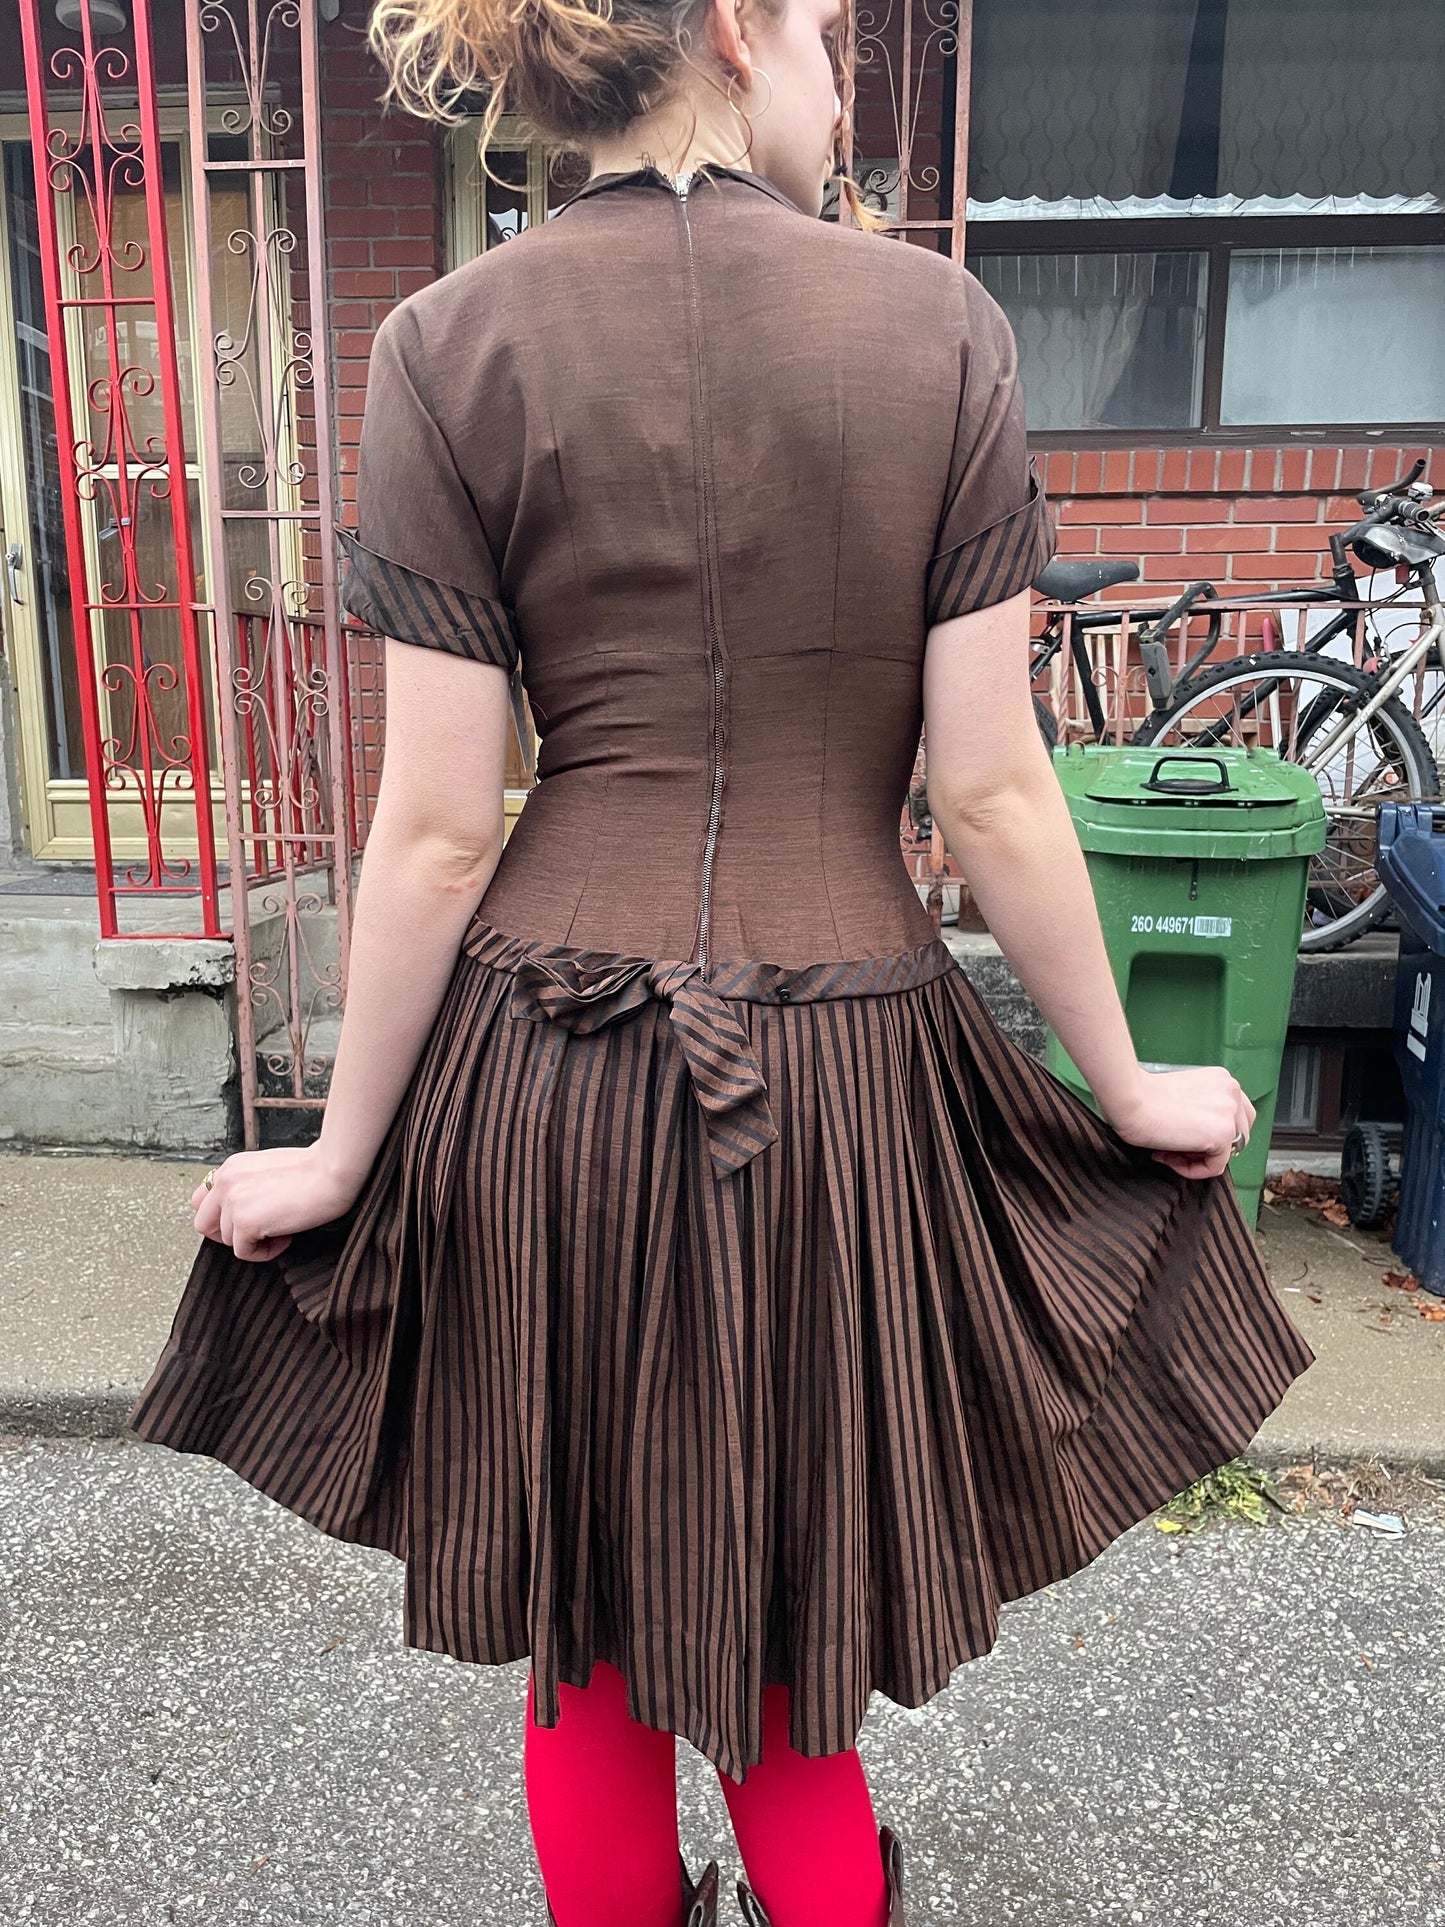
[190,1145,364,1263]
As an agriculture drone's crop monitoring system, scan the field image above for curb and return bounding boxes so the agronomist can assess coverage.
[1247,1431,1445,1481]
[4,1388,1443,1479]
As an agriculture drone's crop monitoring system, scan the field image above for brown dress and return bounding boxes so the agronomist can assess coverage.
[126,161,1314,1783]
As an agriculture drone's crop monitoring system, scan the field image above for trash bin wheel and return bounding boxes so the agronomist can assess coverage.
[1340,1122,1393,1229]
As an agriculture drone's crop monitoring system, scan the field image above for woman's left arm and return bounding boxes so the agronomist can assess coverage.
[192,639,515,1262]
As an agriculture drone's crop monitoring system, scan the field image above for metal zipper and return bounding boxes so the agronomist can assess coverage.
[674,172,728,975]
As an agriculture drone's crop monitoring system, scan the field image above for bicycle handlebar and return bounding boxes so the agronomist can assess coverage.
[1332,457,1435,573]
[1358,456,1427,512]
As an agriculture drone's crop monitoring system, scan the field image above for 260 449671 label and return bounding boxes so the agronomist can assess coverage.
[1129,913,1233,937]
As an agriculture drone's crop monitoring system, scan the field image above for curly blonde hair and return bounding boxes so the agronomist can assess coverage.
[366,0,886,229]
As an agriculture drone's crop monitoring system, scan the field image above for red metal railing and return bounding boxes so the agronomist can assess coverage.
[232,612,382,880]
[18,0,222,937]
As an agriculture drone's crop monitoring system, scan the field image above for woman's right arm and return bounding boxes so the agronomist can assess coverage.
[921,587,1254,1180]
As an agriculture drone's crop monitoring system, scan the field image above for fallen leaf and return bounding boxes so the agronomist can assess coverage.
[1382,1270,1421,1292]
[1421,1303,1445,1322]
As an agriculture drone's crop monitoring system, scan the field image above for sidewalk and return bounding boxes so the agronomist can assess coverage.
[1,1146,1442,1469]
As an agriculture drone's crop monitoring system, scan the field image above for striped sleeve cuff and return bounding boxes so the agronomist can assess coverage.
[335,526,521,673]
[925,459,1058,626]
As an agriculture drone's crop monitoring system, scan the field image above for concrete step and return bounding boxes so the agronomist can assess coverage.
[0,1021,119,1149]
[0,901,115,1029]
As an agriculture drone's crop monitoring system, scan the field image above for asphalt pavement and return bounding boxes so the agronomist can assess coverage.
[2,1432,1441,1927]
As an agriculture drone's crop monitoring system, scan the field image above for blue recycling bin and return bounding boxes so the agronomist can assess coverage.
[1377,801,1445,1296]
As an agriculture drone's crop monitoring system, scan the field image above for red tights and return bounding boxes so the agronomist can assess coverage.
[523,1659,890,1927]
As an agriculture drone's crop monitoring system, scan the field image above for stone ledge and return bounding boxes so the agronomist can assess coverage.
[92,937,235,994]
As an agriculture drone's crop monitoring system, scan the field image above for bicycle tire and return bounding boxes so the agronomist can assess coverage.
[1032,695,1059,752]
[1132,650,1440,954]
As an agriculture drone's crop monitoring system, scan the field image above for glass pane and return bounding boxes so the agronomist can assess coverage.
[1221,246,1445,424]
[968,0,1445,219]
[967,251,1208,430]
[71,142,196,454]
[94,476,217,783]
[480,146,531,246]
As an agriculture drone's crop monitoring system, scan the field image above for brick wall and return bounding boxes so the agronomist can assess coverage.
[1040,444,1438,601]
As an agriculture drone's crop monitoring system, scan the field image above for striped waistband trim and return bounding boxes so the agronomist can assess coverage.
[458,921,957,1178]
[460,919,957,1004]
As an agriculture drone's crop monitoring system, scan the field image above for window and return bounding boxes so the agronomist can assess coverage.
[964,0,1445,436]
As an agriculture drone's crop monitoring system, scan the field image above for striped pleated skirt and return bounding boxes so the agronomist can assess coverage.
[126,912,1315,1782]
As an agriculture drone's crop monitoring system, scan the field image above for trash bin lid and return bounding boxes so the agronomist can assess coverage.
[1051,743,1328,858]
[1378,801,1445,948]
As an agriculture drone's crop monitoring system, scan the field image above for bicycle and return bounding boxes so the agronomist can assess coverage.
[1031,460,1445,953]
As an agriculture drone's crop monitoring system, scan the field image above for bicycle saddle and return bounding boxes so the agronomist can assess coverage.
[1032,558,1141,601]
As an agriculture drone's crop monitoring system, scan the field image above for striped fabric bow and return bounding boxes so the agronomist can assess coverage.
[509,950,779,1178]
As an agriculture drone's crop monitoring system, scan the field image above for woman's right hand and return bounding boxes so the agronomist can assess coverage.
[1101,1065,1256,1181]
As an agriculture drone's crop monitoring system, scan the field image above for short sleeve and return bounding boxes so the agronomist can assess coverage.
[924,273,1058,627]
[334,304,521,676]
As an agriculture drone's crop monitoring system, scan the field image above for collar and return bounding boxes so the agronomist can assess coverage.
[552,160,809,219]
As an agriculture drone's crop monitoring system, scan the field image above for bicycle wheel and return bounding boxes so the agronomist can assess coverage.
[1133,650,1440,953]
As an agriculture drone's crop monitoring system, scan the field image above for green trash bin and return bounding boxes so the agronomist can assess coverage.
[1045,743,1327,1226]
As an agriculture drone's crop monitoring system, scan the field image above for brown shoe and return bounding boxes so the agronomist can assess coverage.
[735,1824,905,1924]
[547,1852,720,1925]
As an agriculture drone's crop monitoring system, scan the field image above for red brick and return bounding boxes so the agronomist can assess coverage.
[343,208,402,238]
[1054,526,1099,555]
[1099,579,1150,603]
[1131,449,1163,492]
[1307,447,1342,492]
[1058,496,1145,524]
[1245,449,1280,491]
[326,141,396,180]
[1073,450,1103,494]
[1102,450,1133,492]
[373,238,436,268]
[1140,554,1191,582]
[1234,495,1319,523]
[331,270,398,297]
[370,175,439,208]
[1186,449,1220,491]
[1228,550,1326,582]
[1043,450,1074,494]
[395,269,440,297]
[324,68,386,98]
[1324,495,1362,520]
[1339,448,1371,489]
[1145,496,1232,524]
[1216,448,1248,492]
[1279,448,1310,492]
[1271,522,1350,552]
[1182,525,1272,552]
[1160,449,1190,491]
[1100,527,1183,554]
[329,240,371,269]
[327,178,370,209]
